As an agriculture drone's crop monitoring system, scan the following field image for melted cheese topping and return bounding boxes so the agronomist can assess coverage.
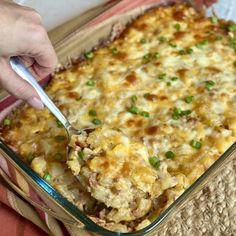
[1,4,236,233]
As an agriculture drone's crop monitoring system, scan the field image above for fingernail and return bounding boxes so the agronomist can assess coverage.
[28,97,44,109]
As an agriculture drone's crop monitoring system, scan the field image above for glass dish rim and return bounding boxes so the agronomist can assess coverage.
[1,0,236,235]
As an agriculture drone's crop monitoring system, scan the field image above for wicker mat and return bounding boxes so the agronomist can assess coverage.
[156,158,236,236]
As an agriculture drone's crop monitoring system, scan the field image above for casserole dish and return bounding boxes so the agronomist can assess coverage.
[0,0,236,235]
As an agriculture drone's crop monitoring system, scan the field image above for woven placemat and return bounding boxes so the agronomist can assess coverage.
[156,157,236,236]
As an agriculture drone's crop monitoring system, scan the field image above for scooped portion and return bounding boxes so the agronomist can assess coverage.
[67,126,177,223]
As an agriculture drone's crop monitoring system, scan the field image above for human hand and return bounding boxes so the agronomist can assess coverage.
[0,0,57,109]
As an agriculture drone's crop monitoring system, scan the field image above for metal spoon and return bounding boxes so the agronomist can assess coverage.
[9,56,86,147]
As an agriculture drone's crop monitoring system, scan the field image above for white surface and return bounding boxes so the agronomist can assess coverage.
[15,0,106,30]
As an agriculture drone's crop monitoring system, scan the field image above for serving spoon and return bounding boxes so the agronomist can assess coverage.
[9,56,87,149]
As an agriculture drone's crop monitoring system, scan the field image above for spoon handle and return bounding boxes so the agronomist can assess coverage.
[9,56,71,129]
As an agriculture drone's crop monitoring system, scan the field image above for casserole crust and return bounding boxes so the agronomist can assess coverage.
[1,3,236,232]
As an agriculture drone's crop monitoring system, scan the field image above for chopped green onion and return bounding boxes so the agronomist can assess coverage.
[186,48,193,54]
[211,16,218,24]
[190,139,202,149]
[166,82,171,87]
[131,95,138,103]
[184,96,194,104]
[27,153,34,164]
[92,118,102,125]
[149,156,160,170]
[171,77,179,81]
[227,24,236,32]
[229,38,236,51]
[43,172,52,181]
[169,42,177,48]
[195,40,208,49]
[140,111,150,118]
[144,93,150,98]
[86,80,95,87]
[180,110,192,116]
[56,119,63,128]
[154,52,160,59]
[140,38,147,44]
[3,118,11,126]
[234,61,236,67]
[54,153,63,161]
[172,108,192,119]
[85,51,94,59]
[142,53,151,63]
[111,47,118,55]
[165,151,175,160]
[216,35,223,40]
[172,108,182,120]
[158,36,167,43]
[54,135,66,141]
[174,23,181,31]
[78,150,85,160]
[88,109,97,117]
[158,73,167,80]
[205,80,215,91]
[178,49,186,55]
[128,105,139,114]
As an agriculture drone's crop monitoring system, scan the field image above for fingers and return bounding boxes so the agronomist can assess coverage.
[0,58,44,109]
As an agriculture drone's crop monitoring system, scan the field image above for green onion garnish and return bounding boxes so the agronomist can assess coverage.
[172,108,182,120]
[149,156,160,170]
[166,82,171,87]
[144,93,150,98]
[140,38,147,44]
[205,80,215,91]
[86,80,95,87]
[78,150,85,160]
[227,24,236,32]
[184,96,194,104]
[234,61,236,67]
[186,48,193,54]
[154,52,160,59]
[43,172,52,181]
[178,49,186,55]
[165,151,175,160]
[92,118,102,125]
[190,139,202,149]
[195,40,208,49]
[54,153,63,161]
[27,153,34,164]
[56,119,63,128]
[140,111,150,118]
[174,23,181,31]
[142,53,151,63]
[111,47,118,55]
[3,118,11,126]
[131,95,138,103]
[211,16,218,24]
[85,51,94,59]
[180,110,192,116]
[216,35,223,40]
[158,36,167,43]
[171,77,179,81]
[128,105,139,114]
[54,135,66,141]
[158,73,167,80]
[169,42,177,48]
[88,109,97,117]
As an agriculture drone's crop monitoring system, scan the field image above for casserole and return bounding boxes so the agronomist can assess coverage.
[0,1,236,235]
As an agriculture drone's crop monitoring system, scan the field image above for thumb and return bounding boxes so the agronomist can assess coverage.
[0,58,44,109]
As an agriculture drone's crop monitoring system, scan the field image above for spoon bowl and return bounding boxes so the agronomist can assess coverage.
[9,56,87,159]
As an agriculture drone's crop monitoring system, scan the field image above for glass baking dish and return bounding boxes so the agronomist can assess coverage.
[0,0,235,235]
